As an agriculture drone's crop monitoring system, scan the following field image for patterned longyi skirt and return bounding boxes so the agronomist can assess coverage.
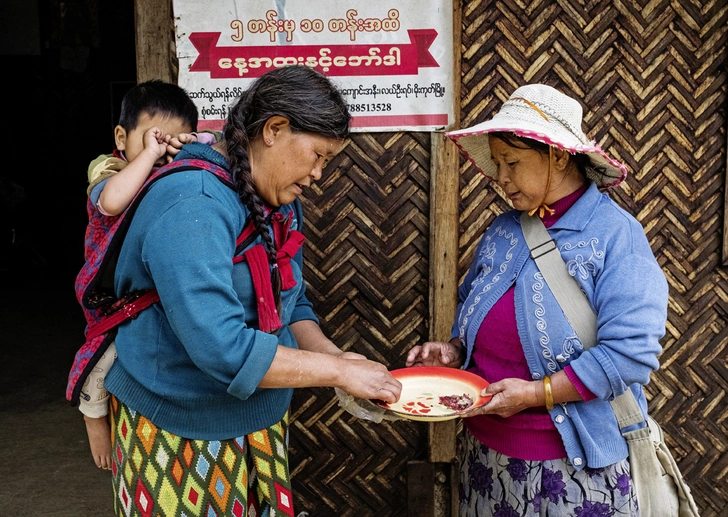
[458,430,640,516]
[109,395,295,517]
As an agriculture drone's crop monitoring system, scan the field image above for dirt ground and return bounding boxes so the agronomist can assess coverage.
[1,280,114,516]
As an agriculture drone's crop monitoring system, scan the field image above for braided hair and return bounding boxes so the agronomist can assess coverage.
[222,65,351,314]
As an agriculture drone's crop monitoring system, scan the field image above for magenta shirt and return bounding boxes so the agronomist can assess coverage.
[464,184,595,460]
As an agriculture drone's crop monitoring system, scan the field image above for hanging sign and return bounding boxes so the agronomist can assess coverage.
[173,1,455,132]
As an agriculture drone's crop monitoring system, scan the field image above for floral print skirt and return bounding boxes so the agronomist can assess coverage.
[458,431,639,517]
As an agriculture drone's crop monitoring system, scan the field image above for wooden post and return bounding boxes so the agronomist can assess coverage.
[428,0,462,466]
[427,129,461,467]
[408,461,436,515]
[134,0,175,84]
[422,1,462,516]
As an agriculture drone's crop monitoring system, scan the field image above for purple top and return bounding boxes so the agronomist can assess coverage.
[464,183,595,460]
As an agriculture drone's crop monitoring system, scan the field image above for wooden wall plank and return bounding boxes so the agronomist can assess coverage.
[407,461,435,516]
[428,0,462,468]
[134,0,174,83]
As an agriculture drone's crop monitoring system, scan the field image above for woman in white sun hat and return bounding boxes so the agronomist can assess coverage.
[406,84,668,516]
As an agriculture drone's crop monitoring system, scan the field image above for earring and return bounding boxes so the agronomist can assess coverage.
[265,139,272,145]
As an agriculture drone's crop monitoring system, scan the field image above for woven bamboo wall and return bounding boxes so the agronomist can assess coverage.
[293,133,432,516]
[154,0,725,511]
[257,1,728,515]
[458,1,727,516]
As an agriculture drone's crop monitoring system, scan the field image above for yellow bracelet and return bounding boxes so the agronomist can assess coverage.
[543,375,554,411]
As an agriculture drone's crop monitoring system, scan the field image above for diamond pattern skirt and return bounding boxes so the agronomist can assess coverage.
[109,395,295,517]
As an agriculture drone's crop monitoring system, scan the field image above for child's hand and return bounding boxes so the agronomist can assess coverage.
[142,127,169,161]
[166,133,198,162]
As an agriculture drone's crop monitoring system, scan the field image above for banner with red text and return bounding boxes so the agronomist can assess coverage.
[173,1,454,132]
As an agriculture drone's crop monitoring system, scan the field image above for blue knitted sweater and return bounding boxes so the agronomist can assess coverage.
[105,143,318,439]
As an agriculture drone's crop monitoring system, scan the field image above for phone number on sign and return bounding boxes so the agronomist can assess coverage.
[347,103,392,113]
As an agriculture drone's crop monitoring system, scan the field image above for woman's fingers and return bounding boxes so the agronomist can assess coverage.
[406,342,450,367]
[377,378,403,403]
[475,379,535,418]
[405,346,423,366]
[340,359,402,402]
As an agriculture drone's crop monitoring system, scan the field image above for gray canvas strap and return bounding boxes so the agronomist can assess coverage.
[519,212,645,431]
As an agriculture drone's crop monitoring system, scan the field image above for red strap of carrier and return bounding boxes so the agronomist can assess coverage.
[85,290,161,340]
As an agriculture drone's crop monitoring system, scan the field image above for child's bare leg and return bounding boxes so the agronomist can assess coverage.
[79,342,116,470]
[84,414,112,469]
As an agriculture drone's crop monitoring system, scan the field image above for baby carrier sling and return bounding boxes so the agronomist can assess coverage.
[66,157,305,405]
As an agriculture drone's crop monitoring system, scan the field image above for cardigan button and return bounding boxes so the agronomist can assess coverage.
[531,372,542,380]
[556,354,566,362]
[573,457,583,466]
[555,415,565,424]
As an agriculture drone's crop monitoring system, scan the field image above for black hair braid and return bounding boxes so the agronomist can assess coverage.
[223,94,283,314]
[220,66,352,323]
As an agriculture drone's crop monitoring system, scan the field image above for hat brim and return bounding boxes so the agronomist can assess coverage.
[446,120,627,190]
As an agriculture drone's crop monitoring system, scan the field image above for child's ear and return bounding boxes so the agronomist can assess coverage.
[114,125,127,150]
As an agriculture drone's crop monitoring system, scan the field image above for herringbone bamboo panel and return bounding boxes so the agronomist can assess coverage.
[291,132,432,516]
[459,1,728,515]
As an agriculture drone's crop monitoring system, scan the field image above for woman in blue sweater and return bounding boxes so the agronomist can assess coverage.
[407,85,668,516]
[104,66,402,516]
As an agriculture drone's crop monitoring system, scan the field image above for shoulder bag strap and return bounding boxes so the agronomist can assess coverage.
[519,212,644,431]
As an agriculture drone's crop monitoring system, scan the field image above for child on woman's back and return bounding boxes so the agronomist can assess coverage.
[79,80,217,469]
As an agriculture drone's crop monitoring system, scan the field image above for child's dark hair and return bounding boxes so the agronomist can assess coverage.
[118,80,199,133]
[223,65,351,319]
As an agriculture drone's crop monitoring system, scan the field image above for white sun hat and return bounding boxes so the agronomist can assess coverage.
[446,84,628,189]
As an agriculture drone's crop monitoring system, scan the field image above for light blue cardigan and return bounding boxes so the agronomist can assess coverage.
[451,182,668,469]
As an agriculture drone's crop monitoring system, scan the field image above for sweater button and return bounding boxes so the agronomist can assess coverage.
[531,372,541,380]
[556,354,565,362]
[573,457,583,466]
[555,415,565,424]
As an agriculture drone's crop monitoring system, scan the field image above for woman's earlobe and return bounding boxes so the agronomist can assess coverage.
[262,115,291,145]
[554,148,571,170]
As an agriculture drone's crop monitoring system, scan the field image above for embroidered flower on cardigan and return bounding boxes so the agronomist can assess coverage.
[561,238,603,281]
[478,241,497,277]
[556,336,583,363]
[568,254,597,280]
